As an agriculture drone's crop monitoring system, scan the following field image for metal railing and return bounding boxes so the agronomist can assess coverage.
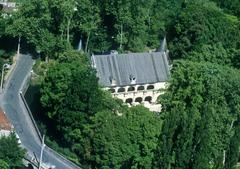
[19,69,82,169]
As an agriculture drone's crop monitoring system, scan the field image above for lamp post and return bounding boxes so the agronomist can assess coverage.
[0,63,8,93]
[17,36,21,55]
[38,134,45,169]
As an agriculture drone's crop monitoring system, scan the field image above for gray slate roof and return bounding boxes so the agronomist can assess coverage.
[92,52,170,87]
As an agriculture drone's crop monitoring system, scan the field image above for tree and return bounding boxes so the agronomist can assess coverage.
[149,0,184,46]
[212,0,240,17]
[48,0,76,42]
[40,50,102,115]
[95,0,179,52]
[6,0,74,58]
[0,159,9,169]
[225,124,240,169]
[40,50,105,148]
[87,105,162,169]
[185,43,233,66]
[0,14,6,37]
[6,0,53,55]
[0,133,26,168]
[154,60,240,169]
[168,1,240,59]
[74,0,101,52]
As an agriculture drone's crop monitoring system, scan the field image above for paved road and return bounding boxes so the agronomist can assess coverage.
[0,54,81,169]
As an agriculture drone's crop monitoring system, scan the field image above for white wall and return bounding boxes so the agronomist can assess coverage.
[0,129,11,137]
[104,82,167,112]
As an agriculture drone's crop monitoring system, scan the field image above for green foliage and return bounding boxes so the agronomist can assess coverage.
[40,50,105,149]
[81,105,162,169]
[45,136,80,165]
[39,49,164,168]
[212,0,240,17]
[4,0,184,53]
[168,1,240,59]
[155,60,240,169]
[0,133,26,168]
[74,0,101,52]
[40,50,103,117]
[6,0,73,58]
[6,0,240,168]
[225,124,240,169]
[96,0,183,52]
[0,16,6,37]
[185,43,233,66]
[0,159,9,169]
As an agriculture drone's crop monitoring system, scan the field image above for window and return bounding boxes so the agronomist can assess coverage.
[135,97,143,103]
[137,86,144,91]
[117,87,125,93]
[147,85,154,90]
[126,98,133,104]
[128,86,135,92]
[144,96,152,103]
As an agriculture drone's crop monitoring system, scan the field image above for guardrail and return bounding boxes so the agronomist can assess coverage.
[19,68,82,169]
[19,91,43,141]
[2,54,82,169]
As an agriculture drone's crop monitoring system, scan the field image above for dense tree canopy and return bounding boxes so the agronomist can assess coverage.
[155,60,240,169]
[213,0,240,17]
[0,133,26,168]
[40,50,104,133]
[0,0,185,55]
[168,1,240,60]
[39,50,163,168]
[1,0,240,57]
[1,0,240,168]
[88,106,162,169]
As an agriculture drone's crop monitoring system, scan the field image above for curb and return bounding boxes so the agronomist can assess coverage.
[19,67,82,169]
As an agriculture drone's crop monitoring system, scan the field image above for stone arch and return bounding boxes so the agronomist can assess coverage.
[144,96,152,103]
[135,97,143,103]
[126,98,133,104]
[128,86,135,92]
[137,86,144,91]
[108,88,115,93]
[117,87,125,93]
[147,85,154,90]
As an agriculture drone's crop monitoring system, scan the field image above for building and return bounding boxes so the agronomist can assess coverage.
[92,39,170,112]
[0,107,13,137]
[0,0,17,14]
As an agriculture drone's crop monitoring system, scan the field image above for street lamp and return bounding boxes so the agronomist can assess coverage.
[0,63,10,93]
[17,36,21,56]
[38,134,45,169]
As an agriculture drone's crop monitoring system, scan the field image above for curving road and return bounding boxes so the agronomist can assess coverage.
[0,54,82,169]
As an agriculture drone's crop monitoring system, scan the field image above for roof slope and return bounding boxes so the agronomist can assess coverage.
[92,52,170,87]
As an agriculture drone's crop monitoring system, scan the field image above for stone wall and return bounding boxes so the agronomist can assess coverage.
[105,82,167,112]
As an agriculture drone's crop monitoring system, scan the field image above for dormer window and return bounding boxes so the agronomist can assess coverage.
[129,74,136,85]
[109,76,117,86]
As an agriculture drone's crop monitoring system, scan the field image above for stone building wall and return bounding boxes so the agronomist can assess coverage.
[105,82,167,112]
